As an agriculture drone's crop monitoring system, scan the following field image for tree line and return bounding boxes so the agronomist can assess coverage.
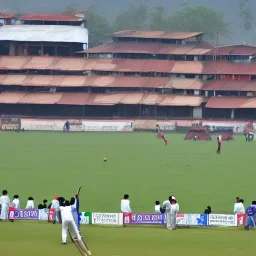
[85,3,229,48]
[67,1,255,48]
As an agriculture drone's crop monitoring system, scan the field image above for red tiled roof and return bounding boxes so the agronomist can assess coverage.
[19,92,63,104]
[159,95,205,106]
[113,30,203,40]
[81,42,213,55]
[0,92,205,106]
[202,61,256,75]
[0,13,15,19]
[0,92,26,103]
[2,56,256,75]
[203,80,256,91]
[209,45,256,55]
[205,97,251,108]
[19,13,82,22]
[0,74,205,90]
[57,93,91,105]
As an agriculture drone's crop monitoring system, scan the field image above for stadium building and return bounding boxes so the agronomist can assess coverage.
[0,12,88,56]
[0,28,256,120]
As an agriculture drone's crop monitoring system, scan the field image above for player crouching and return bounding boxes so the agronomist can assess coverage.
[156,124,168,145]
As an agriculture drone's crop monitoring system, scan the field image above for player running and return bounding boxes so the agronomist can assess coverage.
[216,135,222,154]
[156,124,168,145]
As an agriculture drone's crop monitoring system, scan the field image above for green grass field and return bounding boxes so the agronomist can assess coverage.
[0,132,255,256]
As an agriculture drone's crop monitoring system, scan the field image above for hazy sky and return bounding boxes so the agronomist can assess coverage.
[0,0,255,44]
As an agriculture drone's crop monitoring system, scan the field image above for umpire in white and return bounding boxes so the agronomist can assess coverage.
[163,196,179,230]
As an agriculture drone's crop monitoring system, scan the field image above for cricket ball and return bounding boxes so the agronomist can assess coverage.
[104,158,107,162]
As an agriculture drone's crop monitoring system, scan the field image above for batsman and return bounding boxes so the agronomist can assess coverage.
[60,185,91,256]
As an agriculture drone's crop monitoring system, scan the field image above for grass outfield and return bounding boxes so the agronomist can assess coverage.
[0,132,255,256]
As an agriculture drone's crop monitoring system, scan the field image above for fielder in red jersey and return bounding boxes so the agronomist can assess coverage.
[156,124,168,145]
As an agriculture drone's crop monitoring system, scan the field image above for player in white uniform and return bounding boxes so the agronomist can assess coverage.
[0,190,10,220]
[163,196,179,230]
[60,200,91,255]
[12,195,20,209]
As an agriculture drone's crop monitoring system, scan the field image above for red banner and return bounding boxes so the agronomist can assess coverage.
[123,213,132,225]
[48,208,55,222]
[237,214,246,225]
[8,206,15,222]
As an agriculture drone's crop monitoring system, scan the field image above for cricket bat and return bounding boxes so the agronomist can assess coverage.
[77,185,82,197]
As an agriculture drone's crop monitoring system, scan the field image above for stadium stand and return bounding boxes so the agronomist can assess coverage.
[0,27,256,120]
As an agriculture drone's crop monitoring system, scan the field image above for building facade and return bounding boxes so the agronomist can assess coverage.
[0,28,256,119]
[0,12,88,57]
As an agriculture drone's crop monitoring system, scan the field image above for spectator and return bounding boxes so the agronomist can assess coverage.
[38,204,44,209]
[155,201,165,214]
[121,194,132,213]
[59,197,65,207]
[38,199,48,209]
[155,201,161,213]
[204,206,212,214]
[234,199,245,214]
[121,194,132,227]
[12,195,20,209]
[51,195,60,224]
[26,197,35,209]
[43,199,48,209]
[233,197,240,213]
[0,190,10,220]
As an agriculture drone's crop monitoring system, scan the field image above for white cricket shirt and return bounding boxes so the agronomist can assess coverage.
[60,205,76,221]
[155,204,161,213]
[233,202,245,214]
[12,198,20,209]
[121,199,132,213]
[51,199,60,209]
[26,200,34,209]
[0,195,10,206]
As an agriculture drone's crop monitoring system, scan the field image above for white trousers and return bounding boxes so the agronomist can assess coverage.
[62,219,81,243]
[0,203,9,220]
[166,211,177,230]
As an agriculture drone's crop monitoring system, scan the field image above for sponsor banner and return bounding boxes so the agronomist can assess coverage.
[125,213,164,225]
[39,209,49,221]
[134,119,249,134]
[92,213,123,225]
[176,214,187,226]
[175,120,246,134]
[162,214,207,226]
[83,121,133,132]
[185,214,208,226]
[123,213,207,226]
[157,122,176,131]
[208,214,237,227]
[162,213,187,226]
[80,212,92,224]
[0,117,20,131]
[8,209,39,220]
[237,214,246,226]
[20,119,134,132]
